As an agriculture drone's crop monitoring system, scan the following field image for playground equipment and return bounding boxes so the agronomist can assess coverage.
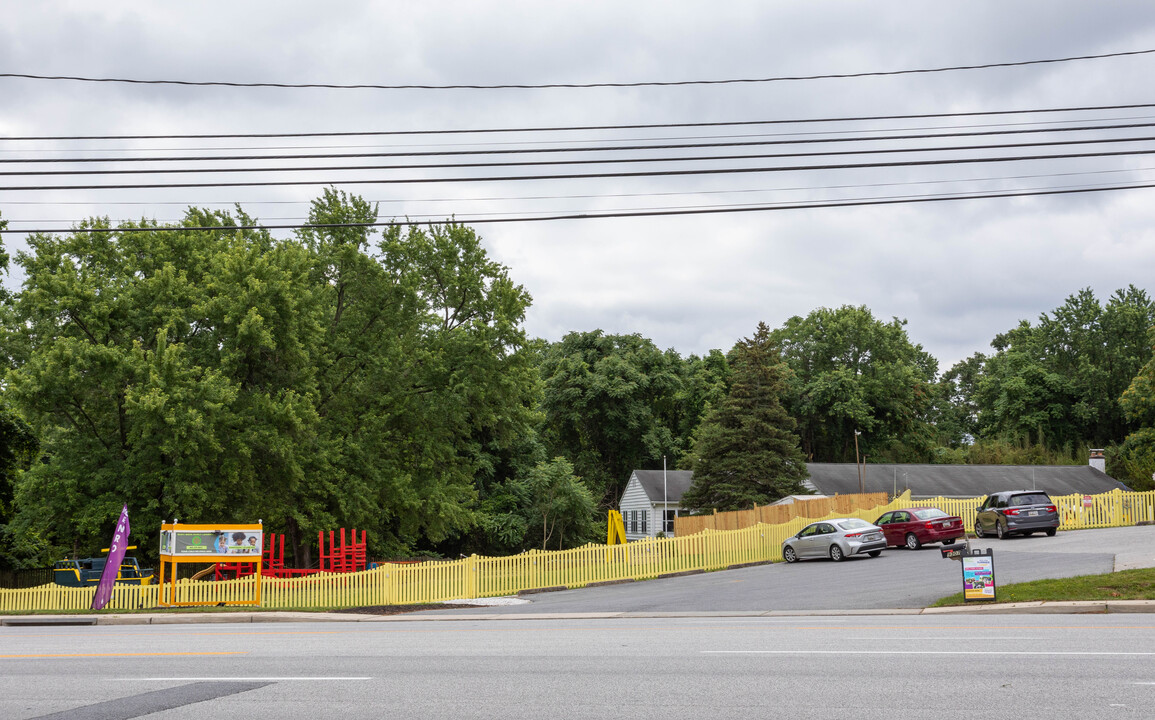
[211,527,369,580]
[607,510,627,545]
[53,546,154,587]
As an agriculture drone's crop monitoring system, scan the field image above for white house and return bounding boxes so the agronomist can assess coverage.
[618,469,694,541]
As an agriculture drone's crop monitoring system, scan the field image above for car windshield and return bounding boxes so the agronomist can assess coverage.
[1010,493,1051,506]
[912,508,949,520]
[837,519,871,530]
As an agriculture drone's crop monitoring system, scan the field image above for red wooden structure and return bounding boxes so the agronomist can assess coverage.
[318,528,368,574]
[213,529,367,580]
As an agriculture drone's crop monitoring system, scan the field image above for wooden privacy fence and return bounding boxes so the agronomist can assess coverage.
[674,492,889,535]
[3,488,1154,613]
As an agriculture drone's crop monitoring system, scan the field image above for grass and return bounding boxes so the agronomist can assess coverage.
[931,566,1155,607]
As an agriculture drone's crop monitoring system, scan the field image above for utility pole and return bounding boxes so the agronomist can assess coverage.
[662,455,668,536]
[854,430,863,494]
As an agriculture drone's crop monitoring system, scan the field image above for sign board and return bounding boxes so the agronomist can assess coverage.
[962,549,996,602]
[160,528,263,557]
[1083,495,1093,508]
[157,521,264,608]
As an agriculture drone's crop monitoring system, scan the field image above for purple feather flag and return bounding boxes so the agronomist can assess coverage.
[91,504,131,610]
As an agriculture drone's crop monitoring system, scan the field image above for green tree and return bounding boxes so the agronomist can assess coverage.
[516,457,597,550]
[537,331,686,507]
[681,323,807,511]
[770,305,938,463]
[3,192,540,563]
[1114,328,1155,490]
[931,353,985,449]
[974,287,1155,451]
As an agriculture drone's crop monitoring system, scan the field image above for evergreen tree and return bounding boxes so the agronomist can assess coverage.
[681,323,808,511]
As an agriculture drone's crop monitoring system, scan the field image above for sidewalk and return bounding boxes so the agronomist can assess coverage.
[5,599,1155,626]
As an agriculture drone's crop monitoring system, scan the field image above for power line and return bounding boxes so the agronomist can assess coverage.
[8,120,1155,166]
[7,103,1155,143]
[5,146,1155,192]
[3,48,1153,91]
[3,165,1148,211]
[8,181,1153,235]
[6,133,1155,179]
[8,173,1150,227]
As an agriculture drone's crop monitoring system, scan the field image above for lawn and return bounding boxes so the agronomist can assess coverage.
[931,566,1155,606]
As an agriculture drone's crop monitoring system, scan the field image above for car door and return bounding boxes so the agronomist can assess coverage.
[975,496,994,532]
[889,511,913,545]
[793,524,822,558]
[875,512,895,545]
[811,523,837,557]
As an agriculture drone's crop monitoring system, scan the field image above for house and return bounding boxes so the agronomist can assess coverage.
[618,469,694,540]
[620,457,1127,540]
[804,457,1130,500]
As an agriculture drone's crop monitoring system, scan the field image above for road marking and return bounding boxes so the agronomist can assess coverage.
[116,677,373,681]
[0,651,246,658]
[705,650,1155,656]
[850,636,1036,640]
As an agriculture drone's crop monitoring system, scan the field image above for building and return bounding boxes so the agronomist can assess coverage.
[804,459,1129,499]
[617,469,693,541]
[619,457,1126,540]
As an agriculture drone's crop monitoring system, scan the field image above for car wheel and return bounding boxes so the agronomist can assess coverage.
[829,544,844,562]
[868,550,882,557]
[783,546,798,563]
[974,521,985,538]
[996,521,1006,539]
[905,533,922,550]
[1045,528,1057,537]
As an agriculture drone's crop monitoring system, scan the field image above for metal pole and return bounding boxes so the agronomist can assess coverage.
[854,430,862,494]
[663,455,668,536]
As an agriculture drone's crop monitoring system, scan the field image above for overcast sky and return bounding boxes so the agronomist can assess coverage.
[3,1,1155,371]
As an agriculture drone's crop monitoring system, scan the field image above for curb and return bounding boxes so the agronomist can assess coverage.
[5,600,1155,625]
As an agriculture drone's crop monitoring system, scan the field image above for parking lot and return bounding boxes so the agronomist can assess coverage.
[410,524,1155,616]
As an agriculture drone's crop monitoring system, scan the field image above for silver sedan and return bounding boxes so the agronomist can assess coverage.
[782,518,887,563]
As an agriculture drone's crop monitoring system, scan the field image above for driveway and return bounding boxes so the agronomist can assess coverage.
[411,524,1155,616]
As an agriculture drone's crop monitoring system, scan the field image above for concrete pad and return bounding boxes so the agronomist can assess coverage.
[2,616,98,626]
[150,612,255,624]
[1106,600,1155,613]
[93,615,153,625]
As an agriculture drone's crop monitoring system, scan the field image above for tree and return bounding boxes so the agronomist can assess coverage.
[974,287,1155,451]
[770,305,938,463]
[0,403,39,568]
[1114,327,1155,490]
[931,353,985,448]
[3,192,540,563]
[681,323,807,511]
[516,457,597,550]
[537,331,686,507]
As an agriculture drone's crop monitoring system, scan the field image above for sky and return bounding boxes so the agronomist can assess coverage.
[2,1,1155,371]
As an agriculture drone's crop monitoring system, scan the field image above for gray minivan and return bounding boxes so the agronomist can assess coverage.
[974,491,1060,539]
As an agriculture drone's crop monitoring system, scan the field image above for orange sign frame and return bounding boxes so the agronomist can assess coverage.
[157,522,264,607]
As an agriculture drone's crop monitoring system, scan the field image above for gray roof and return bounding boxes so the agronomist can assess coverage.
[805,463,1130,499]
[632,470,695,503]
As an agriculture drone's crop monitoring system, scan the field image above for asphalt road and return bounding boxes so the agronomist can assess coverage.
[412,525,1155,616]
[5,614,1155,719]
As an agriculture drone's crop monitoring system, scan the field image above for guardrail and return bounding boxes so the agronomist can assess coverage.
[3,488,1152,612]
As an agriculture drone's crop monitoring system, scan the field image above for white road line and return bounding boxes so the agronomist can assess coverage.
[112,677,372,681]
[705,650,1155,656]
[849,636,1035,640]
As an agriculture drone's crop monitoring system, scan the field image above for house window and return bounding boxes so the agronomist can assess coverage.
[640,510,647,534]
[664,510,676,533]
[629,510,637,533]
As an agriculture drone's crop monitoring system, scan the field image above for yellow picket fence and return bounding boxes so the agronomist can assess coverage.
[3,488,1153,613]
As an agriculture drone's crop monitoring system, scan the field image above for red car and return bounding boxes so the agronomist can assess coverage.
[873,507,965,550]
